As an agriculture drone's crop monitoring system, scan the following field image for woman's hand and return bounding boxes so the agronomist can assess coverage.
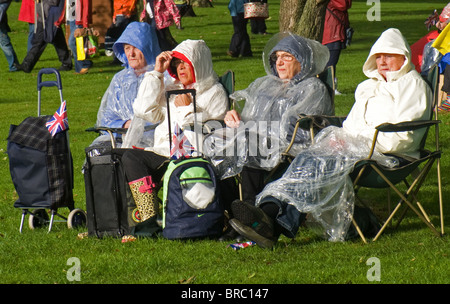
[224,109,241,128]
[174,94,192,107]
[154,51,173,73]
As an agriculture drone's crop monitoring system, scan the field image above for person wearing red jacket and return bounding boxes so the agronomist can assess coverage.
[17,0,73,73]
[322,0,352,95]
[18,0,35,52]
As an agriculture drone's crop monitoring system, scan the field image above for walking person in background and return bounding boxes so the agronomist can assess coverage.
[17,0,73,73]
[322,0,352,95]
[249,0,268,35]
[18,0,35,52]
[66,0,93,74]
[0,0,19,72]
[227,0,252,58]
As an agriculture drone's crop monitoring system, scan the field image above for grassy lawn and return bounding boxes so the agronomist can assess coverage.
[0,0,449,290]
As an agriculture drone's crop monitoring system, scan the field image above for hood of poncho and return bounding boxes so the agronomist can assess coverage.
[363,28,413,82]
[167,39,219,93]
[113,22,161,69]
[263,32,330,82]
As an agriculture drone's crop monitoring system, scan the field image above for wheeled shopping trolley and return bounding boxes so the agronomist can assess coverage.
[7,68,87,232]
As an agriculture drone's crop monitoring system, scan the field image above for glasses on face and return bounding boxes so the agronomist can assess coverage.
[171,58,186,69]
[270,52,295,63]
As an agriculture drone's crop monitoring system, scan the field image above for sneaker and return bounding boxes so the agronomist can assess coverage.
[105,49,114,57]
[58,64,72,72]
[227,50,238,58]
[218,226,246,242]
[229,218,277,249]
[76,67,89,75]
[229,200,278,248]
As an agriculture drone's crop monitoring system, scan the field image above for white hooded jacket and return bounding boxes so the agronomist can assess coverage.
[127,40,228,156]
[342,28,432,158]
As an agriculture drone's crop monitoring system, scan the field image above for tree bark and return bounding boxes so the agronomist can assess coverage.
[279,0,330,41]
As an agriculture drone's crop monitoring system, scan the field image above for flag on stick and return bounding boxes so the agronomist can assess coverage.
[46,100,69,137]
[170,122,194,159]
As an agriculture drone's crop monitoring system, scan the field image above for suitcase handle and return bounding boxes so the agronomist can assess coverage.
[37,68,63,91]
[37,68,64,116]
[165,89,200,154]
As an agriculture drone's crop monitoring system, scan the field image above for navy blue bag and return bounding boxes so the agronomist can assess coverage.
[162,157,224,239]
[161,89,224,239]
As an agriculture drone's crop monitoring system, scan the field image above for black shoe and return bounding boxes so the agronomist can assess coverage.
[58,64,72,71]
[218,226,246,242]
[229,200,278,249]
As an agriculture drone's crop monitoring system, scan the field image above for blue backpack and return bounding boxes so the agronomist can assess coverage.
[161,89,224,239]
[162,157,224,239]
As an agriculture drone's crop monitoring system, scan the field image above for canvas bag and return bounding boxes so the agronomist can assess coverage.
[244,2,269,19]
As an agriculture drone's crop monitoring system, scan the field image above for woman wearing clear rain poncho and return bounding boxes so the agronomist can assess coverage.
[228,28,432,248]
[93,21,170,147]
[203,32,334,208]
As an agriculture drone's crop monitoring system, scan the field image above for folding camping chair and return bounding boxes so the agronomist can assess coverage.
[294,64,444,243]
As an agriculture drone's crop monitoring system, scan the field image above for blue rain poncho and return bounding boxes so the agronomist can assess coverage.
[95,22,166,147]
[203,32,334,179]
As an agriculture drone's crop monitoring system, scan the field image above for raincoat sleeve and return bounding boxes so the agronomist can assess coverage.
[133,70,166,123]
[96,73,131,129]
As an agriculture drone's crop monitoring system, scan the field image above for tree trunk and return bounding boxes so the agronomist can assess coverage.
[279,0,330,41]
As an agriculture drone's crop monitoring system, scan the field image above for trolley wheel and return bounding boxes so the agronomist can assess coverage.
[67,209,87,229]
[28,209,49,230]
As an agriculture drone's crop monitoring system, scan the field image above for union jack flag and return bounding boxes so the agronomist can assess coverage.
[46,101,69,137]
[170,122,194,159]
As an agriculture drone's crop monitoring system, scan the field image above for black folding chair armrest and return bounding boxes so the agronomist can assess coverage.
[85,126,128,134]
[376,120,440,133]
[296,114,347,130]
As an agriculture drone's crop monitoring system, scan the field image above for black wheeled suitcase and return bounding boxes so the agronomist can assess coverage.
[83,143,133,238]
[83,141,162,238]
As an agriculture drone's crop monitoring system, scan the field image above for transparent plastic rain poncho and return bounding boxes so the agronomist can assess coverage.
[256,126,398,242]
[203,32,334,179]
[94,22,166,147]
[256,28,431,242]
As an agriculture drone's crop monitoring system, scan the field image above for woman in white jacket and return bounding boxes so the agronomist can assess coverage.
[228,28,433,248]
[121,39,228,232]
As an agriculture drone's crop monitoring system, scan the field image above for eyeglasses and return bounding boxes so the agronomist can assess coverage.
[270,53,296,63]
[171,58,186,68]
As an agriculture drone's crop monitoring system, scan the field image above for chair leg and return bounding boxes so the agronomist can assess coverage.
[371,164,441,238]
[351,217,367,244]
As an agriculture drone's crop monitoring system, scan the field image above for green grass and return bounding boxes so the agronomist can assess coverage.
[0,0,449,287]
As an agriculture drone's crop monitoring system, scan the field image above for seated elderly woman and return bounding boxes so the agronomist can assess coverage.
[119,39,228,232]
[204,32,334,210]
[93,21,166,147]
[228,28,433,249]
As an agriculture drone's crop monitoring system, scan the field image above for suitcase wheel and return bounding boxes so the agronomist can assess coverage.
[28,209,49,230]
[67,209,87,229]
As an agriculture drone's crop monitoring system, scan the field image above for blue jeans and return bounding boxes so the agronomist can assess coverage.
[0,3,19,71]
[68,20,92,73]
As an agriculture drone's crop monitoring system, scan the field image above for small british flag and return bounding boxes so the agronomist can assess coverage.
[170,122,194,159]
[46,101,69,137]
